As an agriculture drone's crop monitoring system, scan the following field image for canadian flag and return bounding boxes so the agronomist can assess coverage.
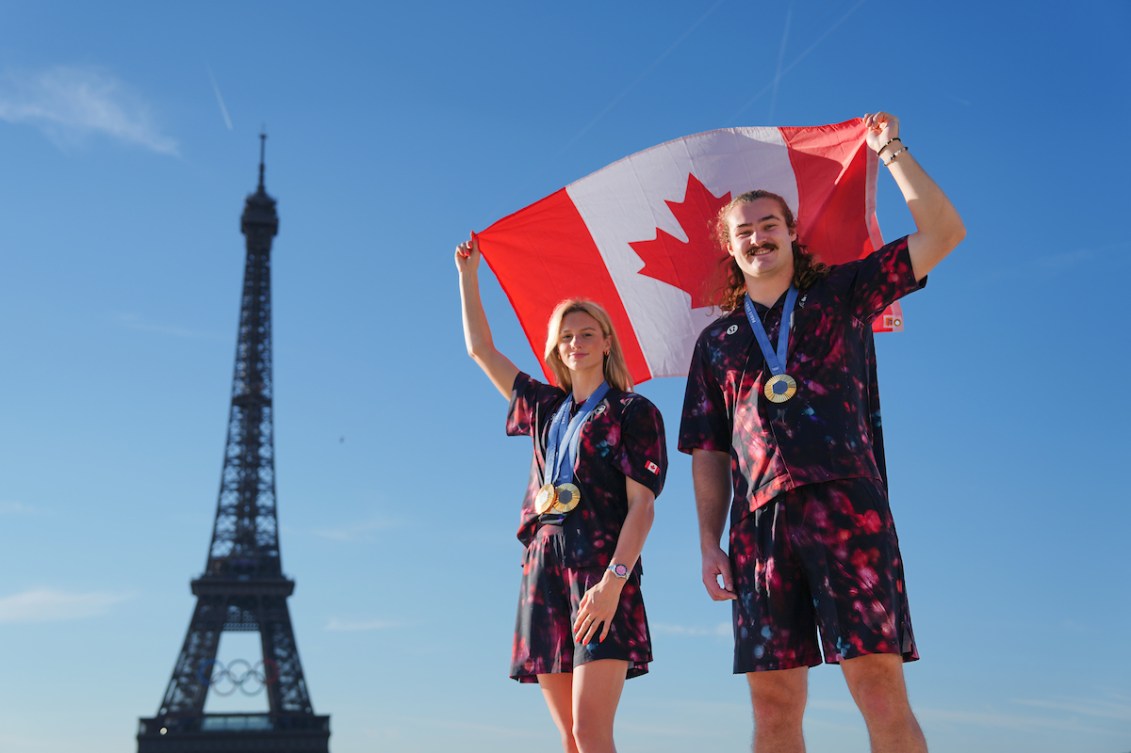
[477,118,900,386]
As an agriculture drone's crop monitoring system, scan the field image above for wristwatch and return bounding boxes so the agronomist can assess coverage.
[607,563,630,579]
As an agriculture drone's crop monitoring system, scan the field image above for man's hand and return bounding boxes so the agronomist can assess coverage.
[702,546,736,601]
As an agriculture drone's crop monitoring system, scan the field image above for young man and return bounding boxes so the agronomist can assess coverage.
[678,112,964,753]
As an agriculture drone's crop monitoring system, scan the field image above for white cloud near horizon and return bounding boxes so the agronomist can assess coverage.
[916,699,1127,734]
[0,65,178,155]
[311,517,399,542]
[396,716,531,738]
[325,617,402,632]
[114,312,221,340]
[1014,694,1131,722]
[651,621,731,637]
[0,588,133,624]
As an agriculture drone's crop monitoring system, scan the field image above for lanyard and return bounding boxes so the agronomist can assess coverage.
[543,382,610,485]
[743,286,798,377]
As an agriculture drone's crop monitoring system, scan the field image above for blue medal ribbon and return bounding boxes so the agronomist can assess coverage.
[543,382,610,485]
[743,286,798,378]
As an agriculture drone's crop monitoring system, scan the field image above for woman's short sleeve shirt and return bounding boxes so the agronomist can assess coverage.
[507,372,667,568]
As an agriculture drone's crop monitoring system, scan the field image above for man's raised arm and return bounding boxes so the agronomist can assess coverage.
[865,111,966,281]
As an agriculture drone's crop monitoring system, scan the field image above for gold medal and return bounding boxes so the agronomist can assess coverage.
[535,483,558,514]
[764,374,797,403]
[551,483,582,513]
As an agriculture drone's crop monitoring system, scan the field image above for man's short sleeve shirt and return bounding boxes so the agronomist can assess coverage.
[678,237,924,519]
[507,372,667,568]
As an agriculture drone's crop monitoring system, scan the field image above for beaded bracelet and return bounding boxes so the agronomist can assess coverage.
[883,146,908,167]
[877,137,902,156]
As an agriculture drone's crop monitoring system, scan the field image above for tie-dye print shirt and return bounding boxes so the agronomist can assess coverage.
[678,237,924,522]
[508,372,667,568]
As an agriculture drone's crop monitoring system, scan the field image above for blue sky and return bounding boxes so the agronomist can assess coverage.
[2,2,1129,752]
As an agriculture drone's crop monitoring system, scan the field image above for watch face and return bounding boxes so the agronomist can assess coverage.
[611,564,629,578]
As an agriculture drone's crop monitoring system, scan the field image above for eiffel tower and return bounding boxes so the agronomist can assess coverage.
[138,136,331,753]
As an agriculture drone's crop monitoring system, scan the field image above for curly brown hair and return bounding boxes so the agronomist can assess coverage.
[712,190,829,312]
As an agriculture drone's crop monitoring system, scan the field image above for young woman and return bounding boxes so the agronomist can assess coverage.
[456,235,666,753]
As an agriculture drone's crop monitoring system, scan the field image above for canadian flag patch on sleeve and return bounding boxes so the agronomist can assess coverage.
[645,460,660,475]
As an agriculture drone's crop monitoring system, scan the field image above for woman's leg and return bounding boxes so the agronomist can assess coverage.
[571,658,629,753]
[538,673,579,753]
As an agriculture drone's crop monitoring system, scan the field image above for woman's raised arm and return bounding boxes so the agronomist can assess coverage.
[456,235,520,398]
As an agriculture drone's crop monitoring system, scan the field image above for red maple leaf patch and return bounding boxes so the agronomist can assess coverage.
[630,174,731,309]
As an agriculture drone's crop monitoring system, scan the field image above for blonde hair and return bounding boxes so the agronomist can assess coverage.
[543,299,633,393]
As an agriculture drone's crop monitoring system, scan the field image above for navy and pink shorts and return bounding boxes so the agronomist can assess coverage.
[730,478,918,673]
[510,521,652,683]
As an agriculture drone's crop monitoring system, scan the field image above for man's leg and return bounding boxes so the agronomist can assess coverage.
[841,654,927,753]
[747,666,808,753]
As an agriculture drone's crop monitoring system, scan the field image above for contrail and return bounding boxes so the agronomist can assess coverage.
[768,3,793,122]
[559,0,728,153]
[728,0,867,123]
[206,63,233,131]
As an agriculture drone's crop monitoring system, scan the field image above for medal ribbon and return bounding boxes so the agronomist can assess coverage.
[743,286,798,377]
[544,382,610,485]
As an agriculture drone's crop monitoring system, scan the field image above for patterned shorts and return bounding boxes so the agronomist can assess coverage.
[510,522,652,683]
[730,478,918,673]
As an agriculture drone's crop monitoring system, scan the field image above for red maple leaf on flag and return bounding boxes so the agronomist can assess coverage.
[631,173,731,309]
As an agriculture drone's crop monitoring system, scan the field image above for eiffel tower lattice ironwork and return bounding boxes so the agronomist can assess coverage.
[138,135,330,753]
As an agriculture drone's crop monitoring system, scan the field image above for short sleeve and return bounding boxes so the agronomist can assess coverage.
[614,397,667,498]
[843,236,926,321]
[506,372,565,437]
[677,335,731,455]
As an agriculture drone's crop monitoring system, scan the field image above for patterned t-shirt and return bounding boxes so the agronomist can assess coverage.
[678,237,924,522]
[507,372,667,569]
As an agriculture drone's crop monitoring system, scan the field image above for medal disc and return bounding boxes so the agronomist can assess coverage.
[551,483,582,513]
[535,483,558,514]
[764,374,798,403]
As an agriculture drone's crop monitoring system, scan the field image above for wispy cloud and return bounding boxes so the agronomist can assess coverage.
[1032,243,1129,272]
[651,621,731,637]
[0,588,133,624]
[768,3,793,121]
[0,500,38,515]
[206,64,233,131]
[0,732,54,753]
[114,312,220,340]
[1014,694,1131,722]
[560,0,728,152]
[917,698,1128,733]
[0,65,178,155]
[396,716,531,738]
[729,0,867,121]
[325,617,402,632]
[311,517,399,542]
[965,240,1131,289]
